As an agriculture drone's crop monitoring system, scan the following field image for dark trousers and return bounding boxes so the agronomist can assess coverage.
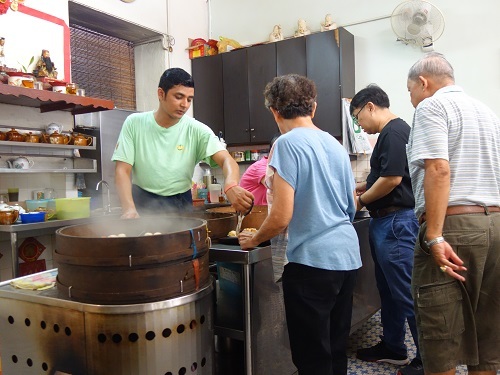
[282,262,357,375]
[132,185,192,215]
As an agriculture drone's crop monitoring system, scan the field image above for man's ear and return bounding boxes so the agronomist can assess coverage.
[157,88,165,100]
[419,75,428,90]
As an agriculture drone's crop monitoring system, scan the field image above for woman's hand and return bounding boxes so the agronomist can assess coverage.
[238,231,259,250]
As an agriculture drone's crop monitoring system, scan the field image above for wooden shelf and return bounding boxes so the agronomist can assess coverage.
[0,84,114,115]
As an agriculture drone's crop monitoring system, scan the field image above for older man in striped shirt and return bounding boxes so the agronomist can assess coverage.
[406,52,500,375]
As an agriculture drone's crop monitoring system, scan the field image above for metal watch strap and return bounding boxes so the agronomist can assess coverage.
[424,236,445,247]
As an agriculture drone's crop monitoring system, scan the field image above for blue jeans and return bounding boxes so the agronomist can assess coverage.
[369,208,420,358]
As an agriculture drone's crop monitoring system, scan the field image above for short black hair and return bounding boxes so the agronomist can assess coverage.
[158,68,194,94]
[350,84,390,115]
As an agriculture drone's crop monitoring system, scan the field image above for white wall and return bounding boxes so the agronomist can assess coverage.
[0,1,69,80]
[209,0,500,124]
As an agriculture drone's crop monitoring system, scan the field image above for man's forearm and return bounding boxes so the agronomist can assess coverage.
[423,159,450,239]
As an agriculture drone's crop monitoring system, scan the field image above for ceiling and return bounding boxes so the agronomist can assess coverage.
[68,1,162,44]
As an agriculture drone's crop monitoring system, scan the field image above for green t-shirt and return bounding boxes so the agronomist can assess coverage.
[112,111,224,196]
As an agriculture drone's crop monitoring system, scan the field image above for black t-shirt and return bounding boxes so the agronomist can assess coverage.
[365,118,415,211]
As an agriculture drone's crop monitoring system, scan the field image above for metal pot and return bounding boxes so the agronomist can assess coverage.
[55,216,210,304]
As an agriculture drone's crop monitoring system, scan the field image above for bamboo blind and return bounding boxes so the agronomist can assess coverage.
[70,25,136,110]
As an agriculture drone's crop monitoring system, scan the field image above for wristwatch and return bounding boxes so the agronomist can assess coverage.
[424,236,445,247]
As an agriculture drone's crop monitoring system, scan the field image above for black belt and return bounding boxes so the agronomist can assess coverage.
[369,206,407,218]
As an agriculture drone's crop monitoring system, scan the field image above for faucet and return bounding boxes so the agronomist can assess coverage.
[96,180,112,214]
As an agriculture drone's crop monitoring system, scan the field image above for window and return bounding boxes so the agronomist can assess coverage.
[70,25,136,110]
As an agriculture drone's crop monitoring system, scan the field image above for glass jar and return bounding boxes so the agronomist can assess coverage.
[251,150,259,161]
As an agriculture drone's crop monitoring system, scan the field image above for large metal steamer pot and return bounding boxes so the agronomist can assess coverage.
[0,276,215,375]
[54,216,210,305]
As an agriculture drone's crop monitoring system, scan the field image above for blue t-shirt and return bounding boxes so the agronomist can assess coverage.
[269,127,361,271]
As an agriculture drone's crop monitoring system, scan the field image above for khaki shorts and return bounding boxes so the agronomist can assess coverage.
[412,212,500,373]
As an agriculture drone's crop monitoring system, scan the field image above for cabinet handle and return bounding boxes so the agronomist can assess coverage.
[250,128,255,132]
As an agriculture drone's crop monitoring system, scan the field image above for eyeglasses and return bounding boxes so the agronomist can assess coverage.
[352,103,367,125]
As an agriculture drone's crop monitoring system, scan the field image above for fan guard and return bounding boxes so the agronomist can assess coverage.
[391,0,445,47]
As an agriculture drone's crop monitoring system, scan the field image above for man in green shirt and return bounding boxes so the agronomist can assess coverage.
[112,68,254,217]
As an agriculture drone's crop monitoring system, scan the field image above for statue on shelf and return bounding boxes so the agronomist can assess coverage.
[34,49,58,79]
[294,19,311,38]
[321,14,338,32]
[0,37,5,67]
[269,25,284,42]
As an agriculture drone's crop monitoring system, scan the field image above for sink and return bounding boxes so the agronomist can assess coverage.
[90,207,122,216]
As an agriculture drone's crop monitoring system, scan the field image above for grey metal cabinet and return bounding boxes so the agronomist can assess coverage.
[276,36,307,76]
[247,43,278,144]
[192,28,354,145]
[192,54,224,136]
[306,30,342,137]
[222,48,250,145]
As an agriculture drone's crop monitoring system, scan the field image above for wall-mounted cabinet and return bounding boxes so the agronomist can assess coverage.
[192,28,354,145]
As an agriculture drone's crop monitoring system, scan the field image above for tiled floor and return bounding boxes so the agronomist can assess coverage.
[217,310,495,374]
[348,310,469,375]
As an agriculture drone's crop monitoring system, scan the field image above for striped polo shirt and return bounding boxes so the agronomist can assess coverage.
[407,85,500,218]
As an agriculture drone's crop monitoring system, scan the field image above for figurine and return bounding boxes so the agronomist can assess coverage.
[321,14,337,32]
[269,25,284,42]
[34,49,58,79]
[0,37,5,66]
[294,19,311,38]
[217,37,243,53]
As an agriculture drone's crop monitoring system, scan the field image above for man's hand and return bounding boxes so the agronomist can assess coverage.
[120,208,140,219]
[355,181,367,196]
[430,241,467,282]
[355,196,364,212]
[226,185,254,213]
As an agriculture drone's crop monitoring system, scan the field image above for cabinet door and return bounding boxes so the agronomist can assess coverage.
[247,43,279,144]
[222,49,250,145]
[192,55,224,135]
[339,28,355,99]
[306,30,341,137]
[276,37,306,76]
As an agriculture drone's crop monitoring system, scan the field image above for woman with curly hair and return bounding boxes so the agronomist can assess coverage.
[239,74,361,374]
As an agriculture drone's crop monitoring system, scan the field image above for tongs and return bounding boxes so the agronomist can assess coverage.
[235,200,254,236]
